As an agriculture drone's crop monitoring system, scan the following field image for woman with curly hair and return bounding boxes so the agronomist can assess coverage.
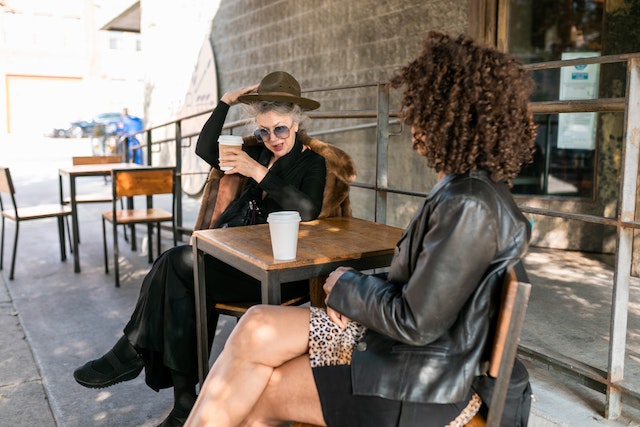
[185,31,537,427]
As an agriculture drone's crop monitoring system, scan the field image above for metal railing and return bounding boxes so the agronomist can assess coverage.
[518,53,640,420]
[121,52,640,419]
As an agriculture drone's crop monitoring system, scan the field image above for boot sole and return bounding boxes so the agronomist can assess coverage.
[73,363,143,389]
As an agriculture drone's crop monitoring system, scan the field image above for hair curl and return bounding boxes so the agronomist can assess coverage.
[391,31,537,183]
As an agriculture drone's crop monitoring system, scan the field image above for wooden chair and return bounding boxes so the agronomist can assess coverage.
[289,268,532,427]
[101,166,177,287]
[71,154,122,165]
[67,155,123,200]
[475,268,532,427]
[0,167,72,280]
[63,155,128,242]
[192,136,356,318]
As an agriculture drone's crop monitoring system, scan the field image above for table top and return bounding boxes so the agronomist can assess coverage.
[192,216,404,272]
[58,162,142,176]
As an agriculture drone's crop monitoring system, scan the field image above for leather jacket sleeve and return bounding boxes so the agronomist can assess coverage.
[327,187,500,346]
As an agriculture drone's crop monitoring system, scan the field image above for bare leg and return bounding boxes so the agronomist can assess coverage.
[240,354,326,427]
[185,305,312,427]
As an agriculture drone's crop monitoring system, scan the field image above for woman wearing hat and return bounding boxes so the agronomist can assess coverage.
[72,71,326,427]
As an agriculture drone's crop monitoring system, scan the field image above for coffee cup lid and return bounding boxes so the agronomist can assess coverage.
[218,135,244,145]
[267,211,301,222]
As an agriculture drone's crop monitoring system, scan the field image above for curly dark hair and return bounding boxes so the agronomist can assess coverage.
[391,31,537,183]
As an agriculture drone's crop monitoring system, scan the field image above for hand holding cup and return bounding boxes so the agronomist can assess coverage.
[218,135,244,171]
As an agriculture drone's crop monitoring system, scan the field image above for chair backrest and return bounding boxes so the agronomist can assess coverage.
[112,167,175,199]
[484,268,532,427]
[72,155,122,165]
[193,136,356,231]
[0,167,15,196]
[0,167,18,213]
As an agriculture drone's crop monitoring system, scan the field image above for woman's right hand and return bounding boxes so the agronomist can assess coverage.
[220,84,259,106]
[220,148,269,182]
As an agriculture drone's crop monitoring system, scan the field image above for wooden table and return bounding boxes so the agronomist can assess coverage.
[191,216,404,385]
[58,162,140,272]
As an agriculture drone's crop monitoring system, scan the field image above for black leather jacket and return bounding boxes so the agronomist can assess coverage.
[327,170,531,404]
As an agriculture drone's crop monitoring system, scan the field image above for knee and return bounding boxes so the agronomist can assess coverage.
[168,244,193,266]
[229,305,278,352]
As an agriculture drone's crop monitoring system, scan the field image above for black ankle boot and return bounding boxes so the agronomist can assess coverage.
[157,369,197,427]
[73,335,144,389]
[157,406,190,427]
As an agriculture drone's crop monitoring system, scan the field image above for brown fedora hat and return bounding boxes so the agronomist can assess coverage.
[237,71,320,111]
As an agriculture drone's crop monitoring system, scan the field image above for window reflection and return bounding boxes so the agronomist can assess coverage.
[508,0,604,197]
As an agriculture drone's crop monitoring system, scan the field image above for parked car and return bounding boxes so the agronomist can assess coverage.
[50,112,123,138]
[91,112,122,137]
[67,120,95,138]
[50,124,72,138]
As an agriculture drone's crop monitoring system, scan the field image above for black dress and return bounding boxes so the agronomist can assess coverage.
[123,101,326,391]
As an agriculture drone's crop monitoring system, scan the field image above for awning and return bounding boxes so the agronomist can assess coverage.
[100,1,140,33]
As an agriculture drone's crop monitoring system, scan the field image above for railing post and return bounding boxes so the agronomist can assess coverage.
[606,56,640,420]
[175,120,184,237]
[375,83,390,223]
[145,129,152,166]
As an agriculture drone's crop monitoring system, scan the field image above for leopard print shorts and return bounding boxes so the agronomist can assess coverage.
[308,306,367,368]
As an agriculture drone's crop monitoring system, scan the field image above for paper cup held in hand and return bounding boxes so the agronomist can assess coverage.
[267,211,301,260]
[218,135,244,171]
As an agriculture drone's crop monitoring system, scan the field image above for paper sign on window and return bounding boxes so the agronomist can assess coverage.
[557,51,600,150]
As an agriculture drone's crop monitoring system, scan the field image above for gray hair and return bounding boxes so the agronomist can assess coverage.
[244,101,307,129]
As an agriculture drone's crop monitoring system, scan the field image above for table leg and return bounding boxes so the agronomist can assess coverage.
[262,274,282,305]
[70,176,80,273]
[193,240,209,388]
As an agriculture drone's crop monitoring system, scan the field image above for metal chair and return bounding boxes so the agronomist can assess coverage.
[101,166,177,287]
[0,166,72,280]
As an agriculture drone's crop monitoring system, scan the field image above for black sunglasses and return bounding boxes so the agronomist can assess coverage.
[253,125,291,142]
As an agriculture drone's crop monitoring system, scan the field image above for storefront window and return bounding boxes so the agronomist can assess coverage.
[508,0,606,197]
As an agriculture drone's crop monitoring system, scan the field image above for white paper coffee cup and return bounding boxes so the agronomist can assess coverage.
[218,135,244,171]
[267,211,301,260]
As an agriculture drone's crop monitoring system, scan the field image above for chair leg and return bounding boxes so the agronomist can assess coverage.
[172,220,177,247]
[9,222,19,280]
[113,219,120,287]
[57,216,67,261]
[147,223,154,263]
[130,223,137,251]
[155,222,160,262]
[102,216,109,274]
[120,199,129,243]
[64,216,73,254]
[0,216,5,271]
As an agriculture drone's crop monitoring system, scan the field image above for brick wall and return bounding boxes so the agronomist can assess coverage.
[209,0,468,117]
[206,0,469,225]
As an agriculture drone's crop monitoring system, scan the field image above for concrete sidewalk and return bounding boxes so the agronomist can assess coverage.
[2,136,640,426]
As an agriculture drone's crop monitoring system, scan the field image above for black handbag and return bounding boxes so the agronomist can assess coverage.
[212,184,266,229]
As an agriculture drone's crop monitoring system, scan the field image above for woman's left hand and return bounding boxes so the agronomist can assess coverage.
[326,306,351,330]
[221,149,269,182]
[323,266,354,329]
